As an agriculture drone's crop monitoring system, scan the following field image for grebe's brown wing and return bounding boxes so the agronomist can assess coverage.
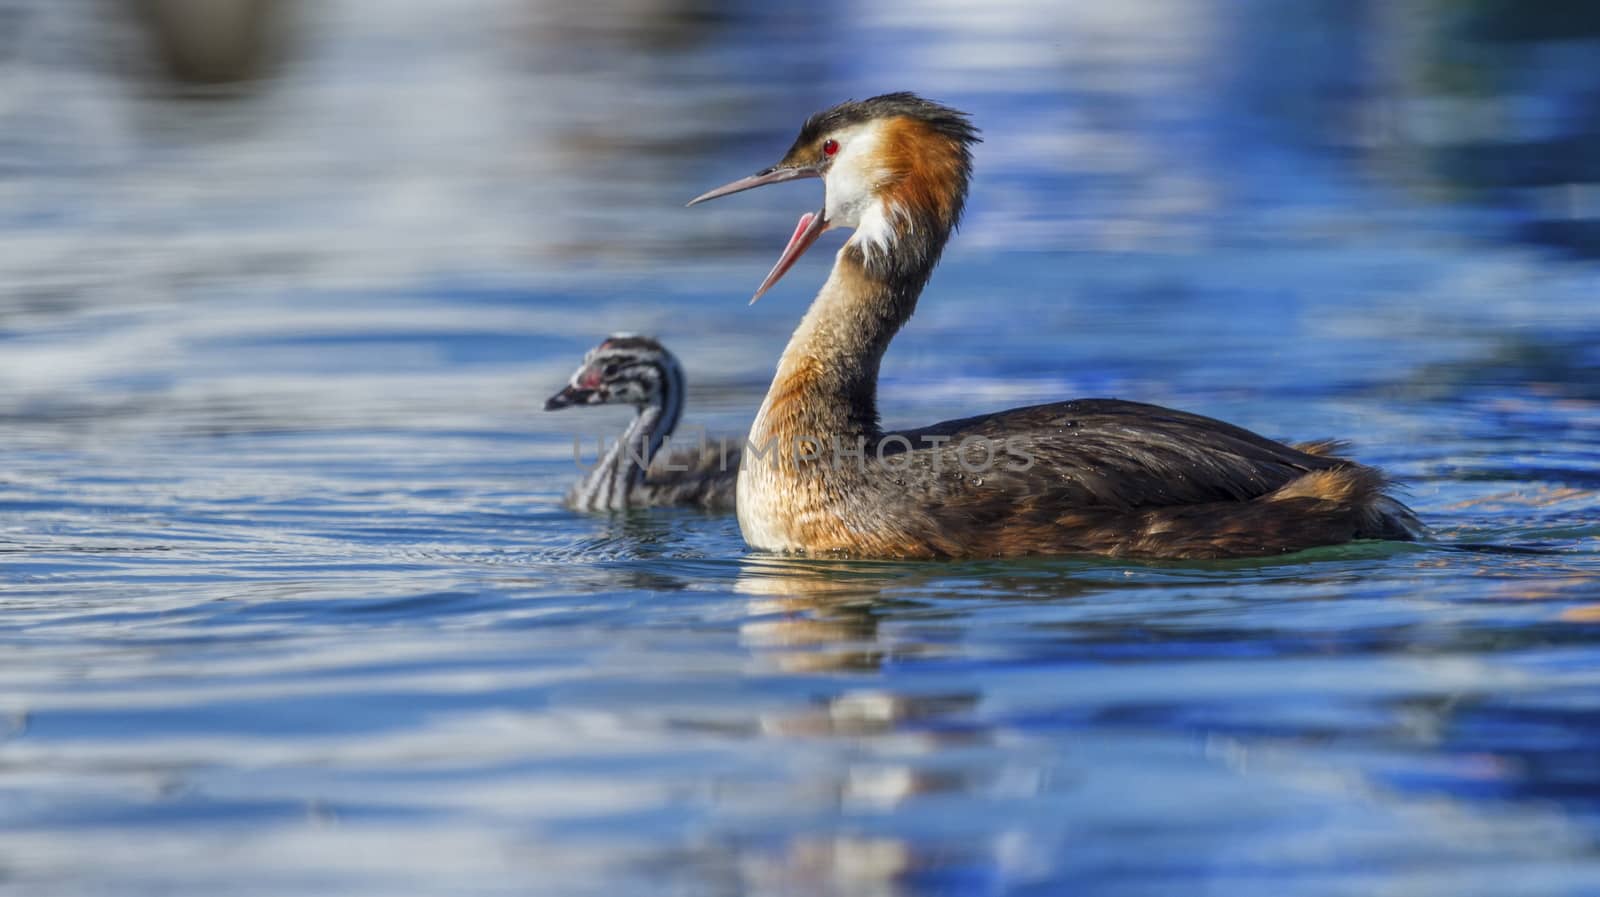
[887,398,1351,510]
[875,399,1420,558]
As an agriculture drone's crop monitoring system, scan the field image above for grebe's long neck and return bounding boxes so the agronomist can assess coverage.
[737,225,949,550]
[754,236,943,448]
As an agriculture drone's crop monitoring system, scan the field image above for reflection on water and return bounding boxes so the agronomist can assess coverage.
[2,0,1600,895]
[718,553,1600,895]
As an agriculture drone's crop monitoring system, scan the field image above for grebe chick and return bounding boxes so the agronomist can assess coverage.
[687,92,1422,560]
[545,335,738,512]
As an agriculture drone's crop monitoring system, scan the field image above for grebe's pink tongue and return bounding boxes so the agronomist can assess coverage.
[751,209,827,304]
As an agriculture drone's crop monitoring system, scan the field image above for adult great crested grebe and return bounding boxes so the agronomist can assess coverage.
[545,335,738,512]
[687,92,1422,560]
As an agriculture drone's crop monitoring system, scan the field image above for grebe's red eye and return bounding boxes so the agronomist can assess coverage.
[822,139,839,157]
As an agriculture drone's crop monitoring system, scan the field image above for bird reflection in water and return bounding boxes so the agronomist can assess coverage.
[726,557,1056,895]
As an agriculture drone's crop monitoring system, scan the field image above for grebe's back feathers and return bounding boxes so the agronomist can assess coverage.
[875,399,1422,559]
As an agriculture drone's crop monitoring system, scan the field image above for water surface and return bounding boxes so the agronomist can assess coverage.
[3,1,1599,895]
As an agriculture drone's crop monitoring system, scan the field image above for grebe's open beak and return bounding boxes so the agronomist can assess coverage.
[687,165,828,304]
[686,165,817,205]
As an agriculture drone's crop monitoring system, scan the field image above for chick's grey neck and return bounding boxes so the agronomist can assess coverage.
[571,360,685,510]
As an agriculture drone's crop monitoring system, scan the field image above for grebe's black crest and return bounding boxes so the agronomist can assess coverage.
[792,92,981,155]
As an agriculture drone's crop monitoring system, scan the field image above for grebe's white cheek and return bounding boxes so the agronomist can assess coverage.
[822,121,888,229]
[824,169,874,229]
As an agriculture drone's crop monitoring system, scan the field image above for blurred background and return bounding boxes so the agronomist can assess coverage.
[2,0,1599,437]
[2,1,1598,895]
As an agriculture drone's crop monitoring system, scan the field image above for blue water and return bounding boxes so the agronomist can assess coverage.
[3,1,1600,895]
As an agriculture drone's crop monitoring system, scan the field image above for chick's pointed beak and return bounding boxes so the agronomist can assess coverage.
[544,384,594,411]
[686,164,829,303]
